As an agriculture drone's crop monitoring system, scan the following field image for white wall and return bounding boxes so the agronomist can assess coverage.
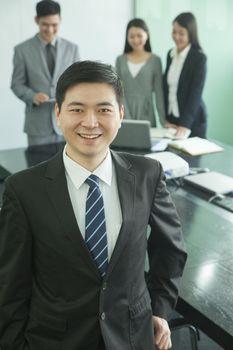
[0,0,134,150]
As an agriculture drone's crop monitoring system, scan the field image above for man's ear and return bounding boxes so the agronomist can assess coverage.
[35,16,39,25]
[120,104,124,122]
[55,103,61,127]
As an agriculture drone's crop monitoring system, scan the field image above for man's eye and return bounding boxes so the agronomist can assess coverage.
[70,108,82,113]
[100,108,111,113]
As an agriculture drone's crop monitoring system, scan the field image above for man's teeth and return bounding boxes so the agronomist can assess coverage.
[80,134,99,139]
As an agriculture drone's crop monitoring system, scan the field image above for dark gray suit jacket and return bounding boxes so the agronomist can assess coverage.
[11,35,80,137]
[0,150,187,350]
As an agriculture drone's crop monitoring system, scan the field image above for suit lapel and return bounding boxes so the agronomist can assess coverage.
[44,150,136,280]
[33,35,51,81]
[106,151,135,276]
[53,37,63,83]
[178,47,193,90]
[45,151,100,279]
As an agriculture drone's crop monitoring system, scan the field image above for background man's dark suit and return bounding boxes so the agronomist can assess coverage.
[0,150,187,349]
[164,46,207,138]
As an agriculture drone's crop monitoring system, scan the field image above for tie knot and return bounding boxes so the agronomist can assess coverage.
[86,174,99,189]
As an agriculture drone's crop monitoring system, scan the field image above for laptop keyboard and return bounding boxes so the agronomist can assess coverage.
[212,196,233,213]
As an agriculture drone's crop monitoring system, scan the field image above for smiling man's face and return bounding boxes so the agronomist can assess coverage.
[35,14,60,43]
[55,82,124,170]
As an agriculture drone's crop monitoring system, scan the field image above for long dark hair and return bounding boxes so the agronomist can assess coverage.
[124,18,152,53]
[173,12,202,50]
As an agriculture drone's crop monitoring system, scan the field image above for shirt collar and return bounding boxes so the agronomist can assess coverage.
[63,146,112,190]
[37,33,57,48]
[170,44,191,59]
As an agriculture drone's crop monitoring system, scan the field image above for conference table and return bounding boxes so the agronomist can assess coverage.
[166,142,233,350]
[0,140,233,349]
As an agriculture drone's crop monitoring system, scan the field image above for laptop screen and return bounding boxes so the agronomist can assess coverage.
[111,119,152,150]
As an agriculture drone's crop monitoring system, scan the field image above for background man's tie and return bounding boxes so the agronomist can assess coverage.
[85,175,108,277]
[46,43,55,77]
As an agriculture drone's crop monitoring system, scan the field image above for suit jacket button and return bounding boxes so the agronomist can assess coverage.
[100,312,105,320]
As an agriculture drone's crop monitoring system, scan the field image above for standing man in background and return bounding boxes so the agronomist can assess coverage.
[11,0,80,146]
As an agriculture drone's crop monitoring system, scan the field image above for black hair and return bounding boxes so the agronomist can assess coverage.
[56,61,124,111]
[36,0,60,17]
[173,12,202,50]
[124,18,152,53]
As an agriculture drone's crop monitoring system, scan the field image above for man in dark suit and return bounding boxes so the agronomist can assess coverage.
[0,61,187,350]
[11,0,80,146]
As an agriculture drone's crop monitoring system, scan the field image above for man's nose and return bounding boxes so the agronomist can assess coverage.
[47,25,54,33]
[82,111,99,127]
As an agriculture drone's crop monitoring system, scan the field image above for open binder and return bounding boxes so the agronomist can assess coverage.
[169,137,224,156]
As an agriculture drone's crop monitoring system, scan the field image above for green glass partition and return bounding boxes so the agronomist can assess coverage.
[135,0,233,145]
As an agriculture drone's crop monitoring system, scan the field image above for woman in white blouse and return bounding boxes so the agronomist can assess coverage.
[164,12,207,138]
[116,18,165,127]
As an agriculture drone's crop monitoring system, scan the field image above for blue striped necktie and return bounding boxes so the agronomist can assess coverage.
[85,175,108,277]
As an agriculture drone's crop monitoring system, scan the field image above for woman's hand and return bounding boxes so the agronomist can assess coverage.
[175,126,191,138]
[164,122,177,129]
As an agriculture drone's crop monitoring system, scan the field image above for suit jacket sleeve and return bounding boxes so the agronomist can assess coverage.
[179,52,207,129]
[73,43,80,62]
[153,57,166,126]
[0,179,32,349]
[11,46,36,105]
[163,50,172,120]
[147,164,187,319]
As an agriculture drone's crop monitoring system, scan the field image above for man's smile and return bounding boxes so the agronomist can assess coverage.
[77,133,102,140]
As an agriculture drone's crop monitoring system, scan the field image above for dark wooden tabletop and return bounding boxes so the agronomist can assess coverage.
[167,141,233,349]
[1,140,233,348]
[171,188,233,349]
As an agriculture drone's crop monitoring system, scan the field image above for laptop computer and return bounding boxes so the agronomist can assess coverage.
[184,171,233,195]
[111,119,168,151]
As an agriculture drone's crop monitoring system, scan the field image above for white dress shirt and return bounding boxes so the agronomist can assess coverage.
[167,44,191,117]
[63,147,122,259]
[37,33,57,56]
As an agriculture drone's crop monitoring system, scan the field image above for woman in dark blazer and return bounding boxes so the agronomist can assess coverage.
[164,12,207,138]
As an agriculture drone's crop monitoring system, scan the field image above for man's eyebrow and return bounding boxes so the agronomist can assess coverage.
[97,102,114,107]
[66,102,84,107]
[66,101,114,107]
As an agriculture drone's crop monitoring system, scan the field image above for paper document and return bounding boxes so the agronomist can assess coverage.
[150,127,190,139]
[151,139,170,152]
[169,137,224,156]
[145,151,189,179]
[44,98,56,103]
[150,128,177,139]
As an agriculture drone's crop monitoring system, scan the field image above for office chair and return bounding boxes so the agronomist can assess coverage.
[169,317,200,350]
